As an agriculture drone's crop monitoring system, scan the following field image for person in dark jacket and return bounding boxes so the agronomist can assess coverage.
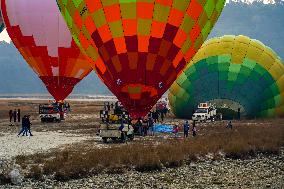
[24,115,33,136]
[13,109,17,123]
[183,120,190,138]
[17,109,21,122]
[160,111,164,122]
[9,110,13,125]
[17,115,27,136]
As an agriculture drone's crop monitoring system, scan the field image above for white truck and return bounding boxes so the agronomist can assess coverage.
[39,103,66,122]
[39,104,61,122]
[192,102,217,122]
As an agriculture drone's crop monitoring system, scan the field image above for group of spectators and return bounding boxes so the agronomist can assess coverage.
[180,120,197,138]
[133,116,155,136]
[9,109,21,125]
[9,109,33,136]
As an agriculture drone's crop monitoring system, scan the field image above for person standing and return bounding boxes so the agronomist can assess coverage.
[148,117,154,136]
[13,109,17,123]
[9,110,13,125]
[18,115,27,136]
[226,121,233,129]
[183,120,190,138]
[237,108,241,120]
[107,103,110,111]
[161,111,164,122]
[192,121,197,137]
[24,115,33,136]
[17,109,21,122]
[152,111,157,123]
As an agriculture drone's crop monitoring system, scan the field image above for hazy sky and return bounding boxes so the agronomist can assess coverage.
[0,0,282,44]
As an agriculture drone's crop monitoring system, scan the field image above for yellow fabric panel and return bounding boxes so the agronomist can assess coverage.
[231,41,248,64]
[246,44,264,64]
[234,35,251,44]
[219,35,235,42]
[258,50,276,70]
[169,82,181,96]
[278,92,284,106]
[275,105,284,116]
[269,60,284,81]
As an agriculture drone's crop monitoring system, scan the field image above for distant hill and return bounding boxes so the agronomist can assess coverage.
[0,1,283,95]
[0,42,111,95]
[209,1,284,58]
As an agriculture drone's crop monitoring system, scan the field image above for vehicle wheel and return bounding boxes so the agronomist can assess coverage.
[102,137,108,143]
[111,137,117,141]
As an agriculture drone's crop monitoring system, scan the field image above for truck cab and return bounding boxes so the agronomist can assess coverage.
[192,102,217,122]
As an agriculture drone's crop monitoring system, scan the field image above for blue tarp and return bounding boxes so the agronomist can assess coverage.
[153,124,173,133]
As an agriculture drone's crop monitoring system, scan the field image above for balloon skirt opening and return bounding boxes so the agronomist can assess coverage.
[40,76,80,101]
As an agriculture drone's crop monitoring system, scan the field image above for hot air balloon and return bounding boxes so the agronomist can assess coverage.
[169,35,284,118]
[1,0,93,101]
[0,2,5,33]
[57,0,225,118]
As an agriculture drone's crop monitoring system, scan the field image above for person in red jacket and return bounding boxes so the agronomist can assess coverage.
[173,125,179,138]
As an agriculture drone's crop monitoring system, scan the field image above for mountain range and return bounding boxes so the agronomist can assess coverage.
[0,1,283,95]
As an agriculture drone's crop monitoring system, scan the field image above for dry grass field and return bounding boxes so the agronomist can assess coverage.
[0,99,283,185]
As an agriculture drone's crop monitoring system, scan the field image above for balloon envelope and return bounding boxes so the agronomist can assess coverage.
[0,2,5,33]
[169,35,284,118]
[57,0,225,118]
[1,0,93,101]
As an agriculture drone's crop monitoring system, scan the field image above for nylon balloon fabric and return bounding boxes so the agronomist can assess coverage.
[169,35,284,118]
[57,0,226,118]
[1,0,93,101]
[0,2,5,33]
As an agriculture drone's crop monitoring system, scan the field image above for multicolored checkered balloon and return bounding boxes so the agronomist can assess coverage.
[57,0,226,118]
[1,0,93,101]
[169,35,284,118]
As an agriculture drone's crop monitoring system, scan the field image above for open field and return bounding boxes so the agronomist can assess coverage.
[0,99,283,188]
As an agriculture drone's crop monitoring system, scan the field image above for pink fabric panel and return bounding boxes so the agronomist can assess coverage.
[4,0,72,57]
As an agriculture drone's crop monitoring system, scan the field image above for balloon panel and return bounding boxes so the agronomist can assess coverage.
[57,0,226,118]
[0,8,4,33]
[1,0,92,101]
[169,35,284,118]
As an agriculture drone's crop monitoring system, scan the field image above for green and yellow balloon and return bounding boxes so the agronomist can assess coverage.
[169,35,284,118]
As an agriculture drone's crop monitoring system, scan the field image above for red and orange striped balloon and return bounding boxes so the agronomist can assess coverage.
[57,0,226,118]
[1,0,93,101]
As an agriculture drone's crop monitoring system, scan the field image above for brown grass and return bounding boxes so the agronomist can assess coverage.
[14,123,284,181]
